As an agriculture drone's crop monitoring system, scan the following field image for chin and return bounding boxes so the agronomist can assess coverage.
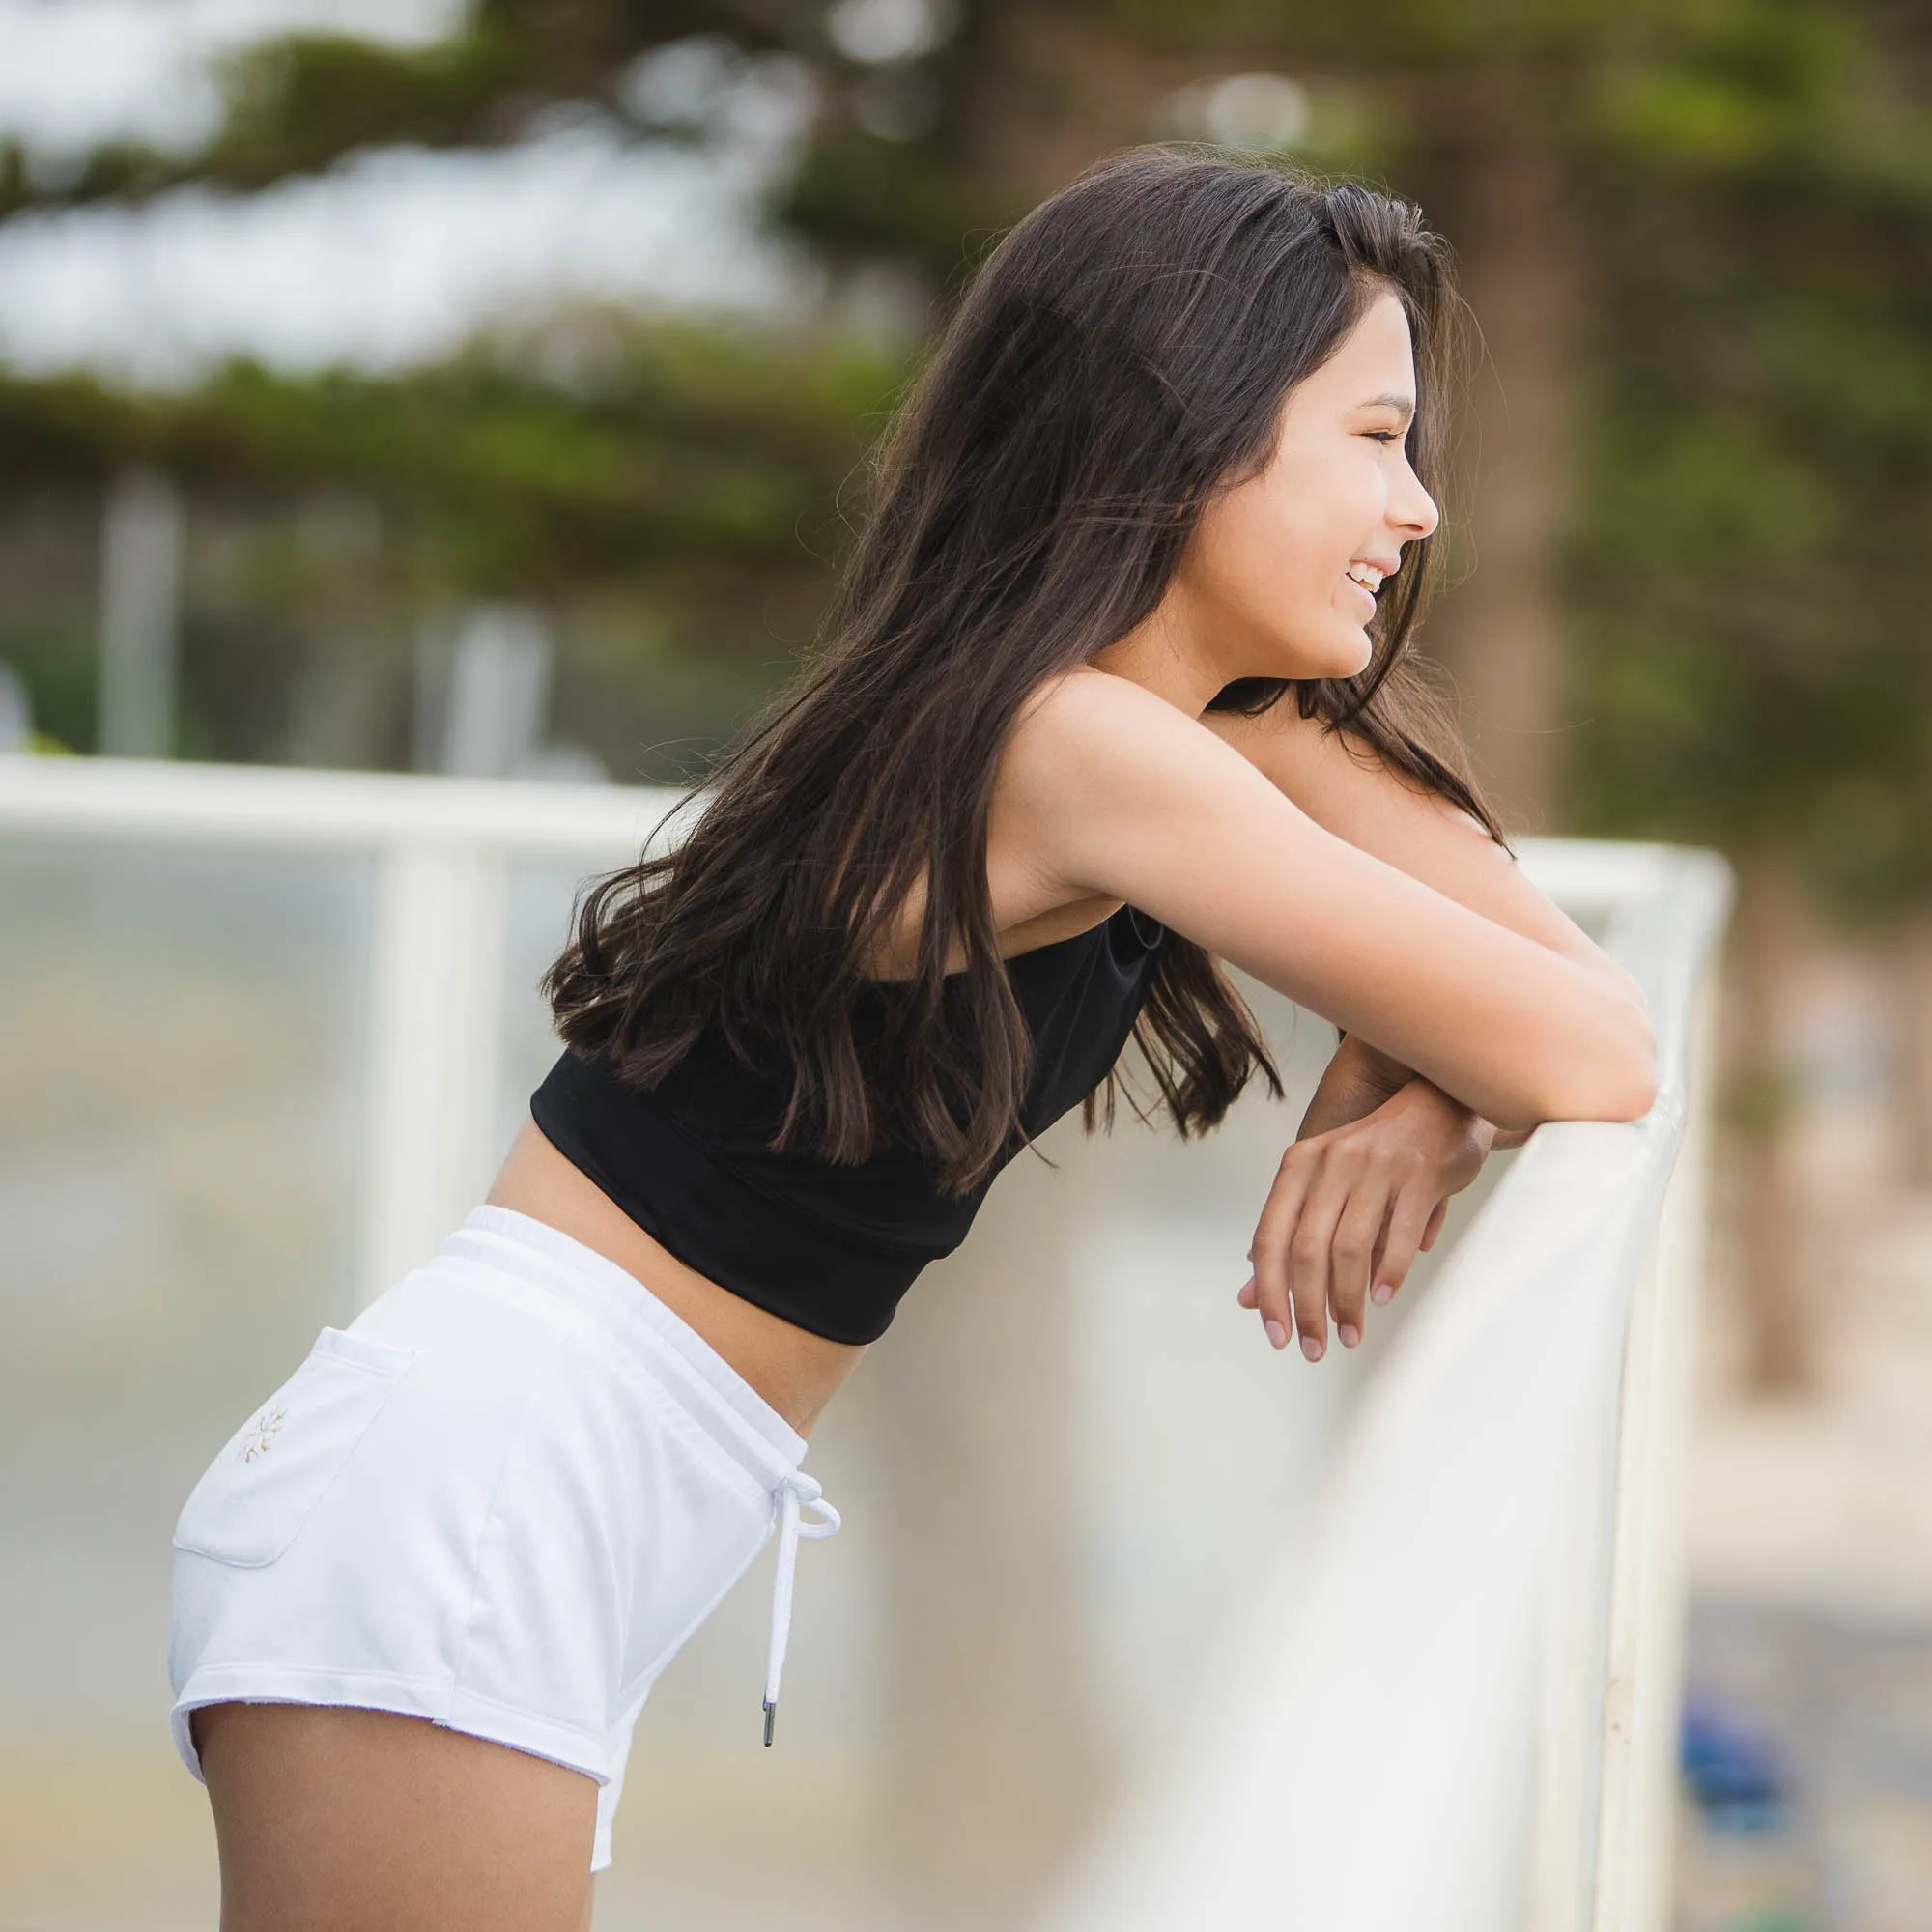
[1299,628,1376,681]
[1253,621,1376,684]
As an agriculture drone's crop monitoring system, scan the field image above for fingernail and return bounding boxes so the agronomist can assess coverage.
[1371,1281,1393,1305]
[1339,1323,1360,1349]
[1264,1319,1288,1350]
[1301,1336,1323,1363]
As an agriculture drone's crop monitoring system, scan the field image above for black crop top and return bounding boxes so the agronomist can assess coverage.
[530,902,1167,1345]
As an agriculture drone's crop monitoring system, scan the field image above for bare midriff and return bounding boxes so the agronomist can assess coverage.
[485,1118,866,1438]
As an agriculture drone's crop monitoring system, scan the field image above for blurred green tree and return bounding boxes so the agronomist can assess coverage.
[1568,2,1932,1366]
[9,0,1922,820]
[0,321,906,775]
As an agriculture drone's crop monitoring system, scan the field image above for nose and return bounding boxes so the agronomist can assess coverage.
[1395,465,1439,542]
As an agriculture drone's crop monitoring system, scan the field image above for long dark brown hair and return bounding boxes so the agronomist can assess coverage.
[546,148,1503,1195]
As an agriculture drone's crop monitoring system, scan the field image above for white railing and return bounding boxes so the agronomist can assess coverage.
[0,753,673,1304]
[0,755,1728,1927]
[1036,841,1731,1932]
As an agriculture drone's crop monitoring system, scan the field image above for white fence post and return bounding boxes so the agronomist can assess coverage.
[355,838,508,1305]
[99,469,183,760]
[0,755,668,1312]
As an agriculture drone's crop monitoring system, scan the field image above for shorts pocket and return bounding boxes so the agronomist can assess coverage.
[173,1326,416,1567]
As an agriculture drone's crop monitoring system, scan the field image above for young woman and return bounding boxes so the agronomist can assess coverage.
[168,150,1654,1929]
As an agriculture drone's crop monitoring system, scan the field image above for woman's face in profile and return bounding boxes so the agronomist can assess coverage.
[1180,290,1440,684]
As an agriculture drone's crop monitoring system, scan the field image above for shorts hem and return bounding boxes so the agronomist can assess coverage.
[169,1662,612,1791]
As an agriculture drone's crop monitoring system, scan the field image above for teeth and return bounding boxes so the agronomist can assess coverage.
[1347,563,1385,592]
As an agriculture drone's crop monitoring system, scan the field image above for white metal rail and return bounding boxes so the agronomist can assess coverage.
[0,754,677,1301]
[1036,841,1731,1932]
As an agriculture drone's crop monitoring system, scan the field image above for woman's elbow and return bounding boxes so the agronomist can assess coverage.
[1567,996,1659,1123]
[1605,1045,1661,1123]
[1524,995,1659,1127]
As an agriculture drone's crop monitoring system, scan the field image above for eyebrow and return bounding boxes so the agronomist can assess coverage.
[1359,393,1416,422]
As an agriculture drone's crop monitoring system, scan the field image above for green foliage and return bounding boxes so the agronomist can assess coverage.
[0,34,524,218]
[209,31,531,184]
[0,316,909,774]
[778,128,1019,282]
[0,321,907,594]
[1094,0,1682,65]
[1592,2,1861,167]
[0,612,99,755]
[1569,5,1932,917]
[0,3,765,217]
[1593,0,1932,203]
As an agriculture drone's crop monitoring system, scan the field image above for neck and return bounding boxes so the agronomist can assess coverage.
[1088,585,1236,717]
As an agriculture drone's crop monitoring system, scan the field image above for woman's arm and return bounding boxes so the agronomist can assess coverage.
[1334,1029,1532,1149]
[1203,698,1645,1024]
[1206,703,1621,1151]
[1003,669,1657,1135]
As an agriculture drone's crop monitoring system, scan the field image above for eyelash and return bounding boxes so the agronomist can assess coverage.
[1366,431,1404,444]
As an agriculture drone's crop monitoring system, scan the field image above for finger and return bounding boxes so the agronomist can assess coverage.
[1289,1164,1352,1362]
[1371,1184,1435,1306]
[1327,1173,1391,1349]
[1419,1199,1448,1251]
[1236,1274,1257,1309]
[1249,1152,1317,1352]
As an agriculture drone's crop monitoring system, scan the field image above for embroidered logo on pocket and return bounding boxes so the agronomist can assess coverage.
[174,1327,416,1568]
[239,1407,288,1463]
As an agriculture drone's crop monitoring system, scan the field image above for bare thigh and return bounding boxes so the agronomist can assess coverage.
[193,1703,598,1932]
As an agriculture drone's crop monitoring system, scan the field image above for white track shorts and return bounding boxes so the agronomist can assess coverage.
[168,1205,838,1872]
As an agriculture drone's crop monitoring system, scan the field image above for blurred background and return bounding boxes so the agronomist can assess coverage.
[0,2,1928,1927]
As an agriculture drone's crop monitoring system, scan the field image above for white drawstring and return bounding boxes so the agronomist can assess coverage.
[763,1469,840,1746]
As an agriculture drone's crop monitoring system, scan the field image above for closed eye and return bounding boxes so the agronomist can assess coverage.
[1365,431,1404,444]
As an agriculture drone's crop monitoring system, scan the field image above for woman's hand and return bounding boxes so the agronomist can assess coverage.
[1236,1046,1494,1361]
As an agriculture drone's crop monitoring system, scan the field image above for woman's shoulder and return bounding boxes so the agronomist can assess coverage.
[1012,663,1189,740]
[989,664,1312,958]
[1004,666,1223,803]
[1000,666,1284,863]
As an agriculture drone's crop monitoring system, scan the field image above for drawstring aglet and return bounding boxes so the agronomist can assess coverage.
[762,1471,838,1753]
